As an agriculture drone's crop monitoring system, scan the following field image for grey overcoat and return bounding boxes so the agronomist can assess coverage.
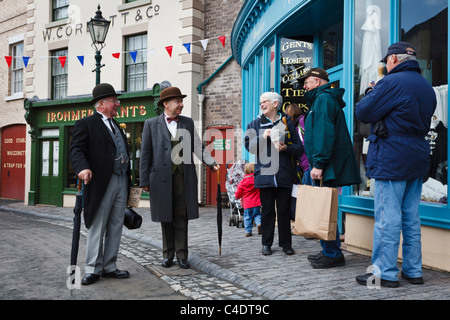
[139,114,216,222]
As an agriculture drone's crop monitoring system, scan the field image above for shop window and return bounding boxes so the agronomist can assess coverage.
[126,34,148,92]
[53,0,69,21]
[323,20,343,70]
[353,0,449,205]
[353,0,391,197]
[10,42,23,95]
[401,0,448,204]
[269,44,275,92]
[51,48,68,100]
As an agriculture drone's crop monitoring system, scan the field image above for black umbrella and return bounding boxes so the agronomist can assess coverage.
[216,170,222,255]
[70,179,83,268]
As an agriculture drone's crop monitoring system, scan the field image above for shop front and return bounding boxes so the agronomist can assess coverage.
[232,0,450,271]
[24,83,162,208]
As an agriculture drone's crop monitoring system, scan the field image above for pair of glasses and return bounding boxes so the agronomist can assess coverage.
[260,100,271,105]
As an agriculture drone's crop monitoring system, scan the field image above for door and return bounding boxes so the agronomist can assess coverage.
[206,126,234,205]
[38,138,61,205]
[1,125,26,200]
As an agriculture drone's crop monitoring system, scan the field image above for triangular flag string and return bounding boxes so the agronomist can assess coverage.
[218,36,226,47]
[200,39,209,51]
[129,51,138,62]
[165,46,173,57]
[58,56,66,68]
[4,56,12,68]
[22,56,30,67]
[183,43,191,54]
[4,33,231,67]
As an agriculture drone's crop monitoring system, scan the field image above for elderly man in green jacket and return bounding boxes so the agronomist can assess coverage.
[301,68,361,269]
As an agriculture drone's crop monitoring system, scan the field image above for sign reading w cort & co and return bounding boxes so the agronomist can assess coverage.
[42,2,160,42]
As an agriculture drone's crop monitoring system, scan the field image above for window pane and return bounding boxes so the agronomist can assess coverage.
[353,0,390,196]
[52,49,68,99]
[126,34,148,91]
[400,0,448,203]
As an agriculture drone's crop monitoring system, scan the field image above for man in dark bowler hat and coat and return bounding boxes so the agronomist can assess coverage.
[140,86,219,269]
[70,83,131,285]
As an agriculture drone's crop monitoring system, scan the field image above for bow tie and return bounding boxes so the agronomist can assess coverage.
[166,116,179,123]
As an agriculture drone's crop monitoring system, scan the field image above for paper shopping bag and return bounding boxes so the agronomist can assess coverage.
[127,187,143,208]
[293,184,338,241]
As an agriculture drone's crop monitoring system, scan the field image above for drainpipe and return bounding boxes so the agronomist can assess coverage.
[196,55,234,204]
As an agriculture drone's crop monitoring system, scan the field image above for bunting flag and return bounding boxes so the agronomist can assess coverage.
[22,56,30,68]
[4,56,12,68]
[165,46,173,57]
[129,51,137,62]
[58,56,66,68]
[218,36,226,47]
[3,34,230,67]
[183,43,191,54]
[200,39,209,51]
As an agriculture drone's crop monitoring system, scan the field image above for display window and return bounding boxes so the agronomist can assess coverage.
[353,0,448,205]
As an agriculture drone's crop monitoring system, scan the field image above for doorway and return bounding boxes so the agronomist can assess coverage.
[38,128,61,205]
[1,125,26,200]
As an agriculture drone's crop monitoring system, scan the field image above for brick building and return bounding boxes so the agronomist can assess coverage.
[0,0,28,200]
[0,0,244,207]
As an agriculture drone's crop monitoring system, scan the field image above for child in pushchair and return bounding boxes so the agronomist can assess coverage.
[225,159,247,228]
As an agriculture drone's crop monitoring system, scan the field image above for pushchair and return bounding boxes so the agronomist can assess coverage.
[225,159,247,228]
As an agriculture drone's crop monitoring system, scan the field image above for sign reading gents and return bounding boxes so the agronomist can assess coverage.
[280,38,313,111]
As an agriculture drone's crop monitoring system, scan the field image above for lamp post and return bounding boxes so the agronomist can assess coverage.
[87,5,111,85]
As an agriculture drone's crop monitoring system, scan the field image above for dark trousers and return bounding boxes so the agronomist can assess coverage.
[161,169,188,260]
[259,187,292,248]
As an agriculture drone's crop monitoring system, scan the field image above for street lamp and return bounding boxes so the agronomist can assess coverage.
[87,5,111,85]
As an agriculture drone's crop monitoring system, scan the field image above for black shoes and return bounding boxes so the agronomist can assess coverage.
[101,269,130,279]
[310,253,345,269]
[356,273,399,288]
[356,271,423,288]
[261,246,294,255]
[401,271,424,284]
[262,245,272,255]
[178,259,190,269]
[307,251,323,262]
[162,258,190,269]
[81,269,130,285]
[162,258,173,268]
[81,273,99,285]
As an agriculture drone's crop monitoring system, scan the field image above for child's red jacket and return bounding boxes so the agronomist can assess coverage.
[234,173,261,209]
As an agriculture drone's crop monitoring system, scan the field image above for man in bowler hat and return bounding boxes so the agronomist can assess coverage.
[140,86,219,269]
[70,83,131,285]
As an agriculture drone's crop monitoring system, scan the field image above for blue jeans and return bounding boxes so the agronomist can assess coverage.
[244,206,261,234]
[372,178,423,281]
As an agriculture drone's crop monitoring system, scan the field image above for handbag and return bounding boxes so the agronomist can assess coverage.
[293,181,338,240]
[127,186,143,208]
[124,186,143,229]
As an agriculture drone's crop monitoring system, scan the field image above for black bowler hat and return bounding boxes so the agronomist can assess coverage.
[381,42,416,63]
[157,86,187,106]
[90,83,122,104]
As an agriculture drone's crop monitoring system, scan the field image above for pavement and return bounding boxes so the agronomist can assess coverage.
[1,199,450,301]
